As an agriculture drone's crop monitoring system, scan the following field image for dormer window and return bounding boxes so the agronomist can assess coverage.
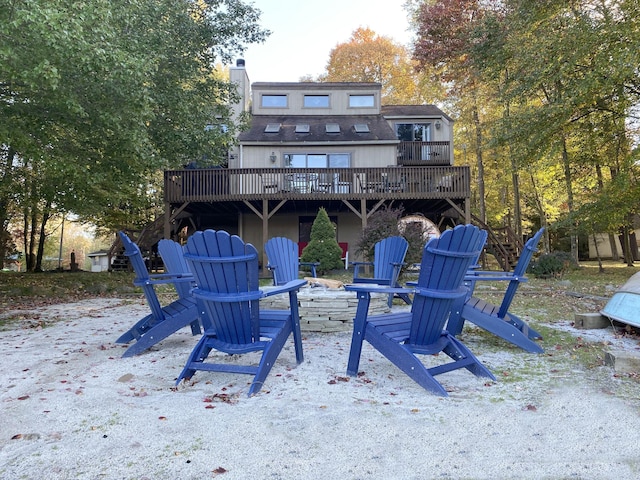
[325,123,340,134]
[349,94,375,108]
[304,95,330,108]
[264,123,281,133]
[261,94,287,108]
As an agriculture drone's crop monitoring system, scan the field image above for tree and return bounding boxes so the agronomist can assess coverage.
[355,206,427,267]
[412,0,492,224]
[0,0,269,270]
[300,208,344,274]
[321,27,440,105]
[470,0,640,263]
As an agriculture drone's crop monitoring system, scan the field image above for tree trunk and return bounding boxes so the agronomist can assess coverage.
[592,233,604,273]
[560,135,579,264]
[529,171,549,253]
[34,207,51,272]
[0,146,16,270]
[595,163,619,261]
[621,225,634,266]
[471,95,486,224]
[504,99,522,239]
[27,211,38,272]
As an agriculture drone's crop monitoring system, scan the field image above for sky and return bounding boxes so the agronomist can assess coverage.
[240,0,414,83]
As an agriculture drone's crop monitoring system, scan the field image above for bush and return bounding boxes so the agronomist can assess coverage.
[300,207,344,274]
[528,251,577,278]
[355,206,402,261]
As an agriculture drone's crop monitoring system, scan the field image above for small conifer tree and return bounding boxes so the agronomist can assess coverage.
[300,207,344,274]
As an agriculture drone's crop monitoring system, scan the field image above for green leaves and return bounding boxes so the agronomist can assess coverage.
[1,0,269,268]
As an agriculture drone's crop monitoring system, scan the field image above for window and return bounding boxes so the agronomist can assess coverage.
[284,153,350,168]
[325,123,340,134]
[264,123,281,133]
[303,95,330,108]
[353,123,370,133]
[261,94,287,108]
[349,94,375,108]
[295,124,310,133]
[395,123,431,141]
[328,153,349,167]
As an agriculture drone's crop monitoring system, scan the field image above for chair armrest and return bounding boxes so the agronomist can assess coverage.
[344,284,412,296]
[352,277,392,286]
[351,261,373,267]
[351,261,373,279]
[300,261,320,278]
[464,271,527,283]
[389,261,406,267]
[262,279,307,297]
[300,261,320,266]
[135,272,194,287]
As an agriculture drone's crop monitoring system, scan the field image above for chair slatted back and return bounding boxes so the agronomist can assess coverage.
[184,230,261,344]
[264,237,299,285]
[157,239,192,299]
[497,228,544,318]
[409,225,486,346]
[372,236,409,281]
[118,231,164,321]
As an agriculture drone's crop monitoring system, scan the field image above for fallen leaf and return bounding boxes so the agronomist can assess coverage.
[213,467,227,475]
[118,373,134,383]
[17,395,30,400]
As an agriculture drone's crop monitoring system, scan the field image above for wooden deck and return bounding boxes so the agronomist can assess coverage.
[164,166,470,203]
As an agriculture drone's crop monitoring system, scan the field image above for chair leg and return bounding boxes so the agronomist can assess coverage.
[189,319,202,336]
[116,313,156,344]
[120,305,201,358]
[365,326,449,396]
[248,324,293,396]
[446,296,466,336]
[505,312,543,340]
[288,292,304,364]
[346,292,371,376]
[442,335,496,380]
[175,335,213,384]
[462,305,544,353]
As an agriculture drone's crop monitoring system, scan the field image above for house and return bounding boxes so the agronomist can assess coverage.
[162,60,471,269]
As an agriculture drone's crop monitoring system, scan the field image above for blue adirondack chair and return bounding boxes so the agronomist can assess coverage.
[351,235,411,307]
[115,232,201,358]
[344,225,495,396]
[157,238,206,332]
[175,229,305,396]
[264,236,318,285]
[447,228,545,353]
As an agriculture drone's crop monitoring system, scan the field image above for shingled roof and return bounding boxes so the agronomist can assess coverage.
[238,115,398,144]
[381,105,454,122]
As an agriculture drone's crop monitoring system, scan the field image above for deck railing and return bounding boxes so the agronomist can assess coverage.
[397,141,451,166]
[164,166,470,203]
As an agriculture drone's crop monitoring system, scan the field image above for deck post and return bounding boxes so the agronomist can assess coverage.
[262,199,269,274]
[164,201,171,239]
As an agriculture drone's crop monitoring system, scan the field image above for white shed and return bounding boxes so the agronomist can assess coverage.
[87,250,110,272]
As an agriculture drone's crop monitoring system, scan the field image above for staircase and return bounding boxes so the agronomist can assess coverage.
[469,215,524,271]
[108,216,167,272]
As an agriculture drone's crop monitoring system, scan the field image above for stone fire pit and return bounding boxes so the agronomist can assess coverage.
[260,279,391,333]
